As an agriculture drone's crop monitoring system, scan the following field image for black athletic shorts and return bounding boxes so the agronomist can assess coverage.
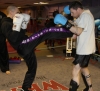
[73,54,91,68]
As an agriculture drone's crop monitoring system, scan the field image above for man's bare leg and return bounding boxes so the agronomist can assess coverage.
[81,67,94,91]
[69,64,81,91]
[81,73,89,91]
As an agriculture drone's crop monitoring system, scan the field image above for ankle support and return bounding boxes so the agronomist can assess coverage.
[85,74,91,78]
[89,84,92,88]
[82,73,92,91]
[85,74,92,88]
[69,79,79,91]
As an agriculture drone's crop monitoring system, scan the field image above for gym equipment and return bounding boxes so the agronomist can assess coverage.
[65,37,73,59]
[91,38,100,62]
[98,25,100,30]
[12,14,24,32]
[21,13,30,29]
[95,19,100,26]
[54,14,73,30]
[9,57,21,64]
[9,60,21,64]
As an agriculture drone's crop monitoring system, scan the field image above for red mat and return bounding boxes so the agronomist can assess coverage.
[6,41,17,53]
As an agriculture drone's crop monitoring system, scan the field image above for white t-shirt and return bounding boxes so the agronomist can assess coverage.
[75,10,96,55]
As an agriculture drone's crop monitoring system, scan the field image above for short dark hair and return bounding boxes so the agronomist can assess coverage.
[69,1,83,10]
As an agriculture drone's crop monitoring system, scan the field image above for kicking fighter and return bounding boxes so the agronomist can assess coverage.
[54,1,95,91]
[1,6,73,91]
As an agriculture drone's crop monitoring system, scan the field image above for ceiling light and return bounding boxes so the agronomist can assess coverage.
[39,2,49,4]
[34,3,39,4]
[34,2,49,4]
[18,7,21,8]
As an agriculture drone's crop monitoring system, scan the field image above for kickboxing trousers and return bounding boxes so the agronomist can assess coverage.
[0,39,9,72]
[17,27,73,90]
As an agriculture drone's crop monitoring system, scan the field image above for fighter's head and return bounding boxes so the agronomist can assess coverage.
[69,1,83,18]
[7,6,20,19]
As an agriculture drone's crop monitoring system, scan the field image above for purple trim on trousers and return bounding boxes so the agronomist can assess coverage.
[21,27,70,44]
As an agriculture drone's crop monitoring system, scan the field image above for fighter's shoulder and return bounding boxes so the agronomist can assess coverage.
[82,10,92,16]
[81,12,92,20]
[1,17,12,25]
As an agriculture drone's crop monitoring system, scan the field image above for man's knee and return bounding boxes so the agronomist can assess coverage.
[73,64,81,72]
[72,64,81,77]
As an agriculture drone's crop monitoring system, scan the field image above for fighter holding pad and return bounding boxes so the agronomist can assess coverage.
[54,13,83,35]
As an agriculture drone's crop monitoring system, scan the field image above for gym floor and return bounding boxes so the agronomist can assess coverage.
[0,41,100,91]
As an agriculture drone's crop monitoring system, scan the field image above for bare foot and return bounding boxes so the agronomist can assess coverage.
[89,87,94,91]
[6,71,10,74]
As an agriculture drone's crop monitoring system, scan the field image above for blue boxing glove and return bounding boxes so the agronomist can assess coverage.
[54,14,73,30]
[95,19,100,26]
[98,25,100,30]
[63,5,70,14]
[54,14,67,25]
[63,5,73,21]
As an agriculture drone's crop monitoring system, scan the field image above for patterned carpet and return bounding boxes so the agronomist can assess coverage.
[0,42,100,91]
